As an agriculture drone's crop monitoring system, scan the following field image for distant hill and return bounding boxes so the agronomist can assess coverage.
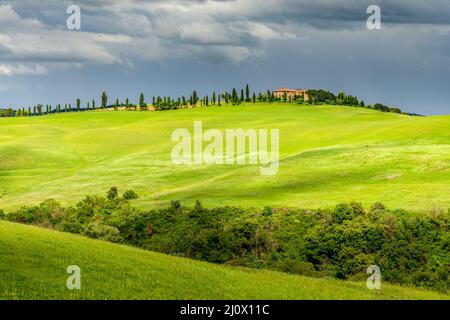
[0,103,449,212]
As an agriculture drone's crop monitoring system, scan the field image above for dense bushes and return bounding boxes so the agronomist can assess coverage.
[123,190,139,200]
[305,90,405,114]
[3,191,448,291]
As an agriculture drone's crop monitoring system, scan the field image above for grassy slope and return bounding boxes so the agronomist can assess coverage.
[1,221,447,300]
[0,103,449,212]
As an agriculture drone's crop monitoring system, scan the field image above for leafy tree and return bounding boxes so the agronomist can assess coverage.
[171,200,181,210]
[195,200,204,213]
[308,90,337,104]
[123,190,139,200]
[262,206,273,217]
[373,103,390,112]
[107,187,118,200]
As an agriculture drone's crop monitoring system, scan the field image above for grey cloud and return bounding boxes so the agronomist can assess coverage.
[2,0,450,76]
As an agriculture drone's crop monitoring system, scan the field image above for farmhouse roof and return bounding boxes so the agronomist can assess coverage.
[274,88,307,92]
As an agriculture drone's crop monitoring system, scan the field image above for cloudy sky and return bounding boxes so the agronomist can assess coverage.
[1,0,450,115]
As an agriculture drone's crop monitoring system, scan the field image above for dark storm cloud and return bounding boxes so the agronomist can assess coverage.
[0,0,449,114]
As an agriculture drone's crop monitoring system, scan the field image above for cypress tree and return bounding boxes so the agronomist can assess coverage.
[192,91,198,106]
[101,92,107,109]
[240,89,244,102]
[245,84,250,102]
[139,93,145,110]
[77,98,81,111]
[232,88,237,105]
[253,92,256,103]
[212,91,216,105]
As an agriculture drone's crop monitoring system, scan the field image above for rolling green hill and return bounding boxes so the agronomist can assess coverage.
[1,221,447,300]
[0,103,449,212]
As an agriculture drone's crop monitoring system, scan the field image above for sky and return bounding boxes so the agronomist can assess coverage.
[1,0,450,115]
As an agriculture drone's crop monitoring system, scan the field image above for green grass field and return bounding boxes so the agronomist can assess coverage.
[1,221,447,300]
[0,103,449,212]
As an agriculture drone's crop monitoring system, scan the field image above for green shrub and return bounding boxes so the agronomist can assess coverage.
[262,206,273,217]
[123,190,139,200]
[170,200,181,210]
[85,222,121,242]
[107,186,118,200]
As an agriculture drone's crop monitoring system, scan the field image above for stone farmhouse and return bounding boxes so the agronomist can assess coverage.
[273,88,309,101]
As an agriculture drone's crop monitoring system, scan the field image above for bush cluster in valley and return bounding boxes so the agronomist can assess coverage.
[1,188,448,291]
